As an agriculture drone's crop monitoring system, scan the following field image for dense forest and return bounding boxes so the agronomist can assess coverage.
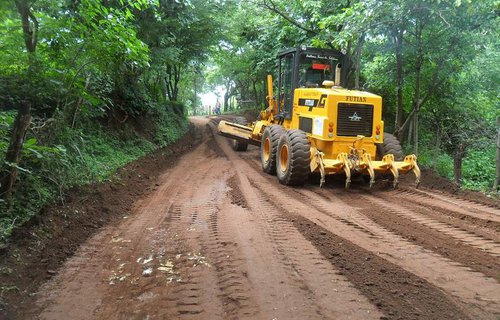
[0,0,498,241]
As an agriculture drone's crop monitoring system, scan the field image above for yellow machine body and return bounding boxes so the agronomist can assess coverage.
[218,48,420,188]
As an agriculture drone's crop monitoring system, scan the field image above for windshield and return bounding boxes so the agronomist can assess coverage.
[298,53,339,88]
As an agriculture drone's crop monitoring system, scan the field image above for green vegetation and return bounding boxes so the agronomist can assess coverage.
[0,0,498,241]
[0,0,197,241]
[203,0,499,192]
[0,104,187,241]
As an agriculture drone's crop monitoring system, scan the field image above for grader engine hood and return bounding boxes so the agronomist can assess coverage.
[292,87,420,188]
[292,87,384,144]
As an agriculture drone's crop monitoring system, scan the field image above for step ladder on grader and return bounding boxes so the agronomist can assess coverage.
[218,47,420,188]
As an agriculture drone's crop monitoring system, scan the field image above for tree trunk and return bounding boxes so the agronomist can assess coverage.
[432,125,441,170]
[353,33,365,90]
[495,116,500,190]
[15,0,38,54]
[393,26,404,140]
[223,80,230,112]
[407,119,413,145]
[412,17,424,156]
[165,64,180,101]
[0,102,32,200]
[1,0,38,201]
[453,143,466,185]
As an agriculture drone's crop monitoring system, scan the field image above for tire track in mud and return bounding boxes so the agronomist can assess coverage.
[292,187,500,319]
[336,190,500,280]
[222,125,500,319]
[197,179,260,319]
[248,178,473,320]
[358,193,500,255]
[393,188,500,225]
[376,190,500,243]
[215,128,383,319]
[226,175,249,209]
[146,137,259,319]
[93,157,227,319]
[235,180,382,319]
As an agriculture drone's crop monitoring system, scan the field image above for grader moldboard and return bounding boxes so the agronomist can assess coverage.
[218,47,420,189]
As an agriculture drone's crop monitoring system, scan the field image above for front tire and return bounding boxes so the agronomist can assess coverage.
[276,130,311,185]
[261,125,285,174]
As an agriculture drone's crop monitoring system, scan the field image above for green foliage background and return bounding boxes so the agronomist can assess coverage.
[203,0,499,192]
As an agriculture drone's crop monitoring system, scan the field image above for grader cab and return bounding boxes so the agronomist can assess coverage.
[218,47,420,188]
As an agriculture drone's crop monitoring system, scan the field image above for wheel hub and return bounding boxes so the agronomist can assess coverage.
[279,144,289,172]
[263,137,271,162]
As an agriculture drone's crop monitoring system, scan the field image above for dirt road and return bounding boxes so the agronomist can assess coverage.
[23,117,500,319]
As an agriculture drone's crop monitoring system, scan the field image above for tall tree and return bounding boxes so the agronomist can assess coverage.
[0,0,38,200]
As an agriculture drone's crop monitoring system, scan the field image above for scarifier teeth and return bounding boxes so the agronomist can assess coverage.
[345,179,351,190]
[393,180,399,189]
[369,179,375,190]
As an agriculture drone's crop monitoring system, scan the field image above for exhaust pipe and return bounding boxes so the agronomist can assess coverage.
[334,63,341,87]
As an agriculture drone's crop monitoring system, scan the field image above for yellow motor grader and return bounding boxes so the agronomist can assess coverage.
[218,47,420,188]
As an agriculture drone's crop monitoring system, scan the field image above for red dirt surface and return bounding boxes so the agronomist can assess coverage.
[0,123,202,319]
[0,116,499,320]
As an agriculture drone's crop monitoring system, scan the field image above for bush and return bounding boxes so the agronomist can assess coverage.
[462,148,496,191]
[416,147,455,180]
[0,103,187,242]
[407,143,496,191]
[149,102,188,147]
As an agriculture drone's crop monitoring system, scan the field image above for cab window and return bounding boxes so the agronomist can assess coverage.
[298,53,337,88]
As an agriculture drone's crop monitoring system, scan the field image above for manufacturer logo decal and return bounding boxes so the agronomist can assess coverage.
[349,112,362,121]
[304,99,315,106]
[318,94,327,107]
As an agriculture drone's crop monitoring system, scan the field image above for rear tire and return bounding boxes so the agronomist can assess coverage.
[231,117,248,152]
[276,130,311,185]
[261,125,285,174]
[376,133,403,160]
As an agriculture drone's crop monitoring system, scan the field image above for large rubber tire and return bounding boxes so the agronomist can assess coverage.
[376,132,403,160]
[231,116,249,152]
[261,125,285,175]
[276,130,311,185]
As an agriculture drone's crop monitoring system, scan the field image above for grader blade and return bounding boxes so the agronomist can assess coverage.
[217,120,255,145]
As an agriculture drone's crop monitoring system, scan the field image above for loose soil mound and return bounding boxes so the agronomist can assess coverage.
[400,168,499,208]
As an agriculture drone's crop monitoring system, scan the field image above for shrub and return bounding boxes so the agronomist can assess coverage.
[0,103,187,242]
